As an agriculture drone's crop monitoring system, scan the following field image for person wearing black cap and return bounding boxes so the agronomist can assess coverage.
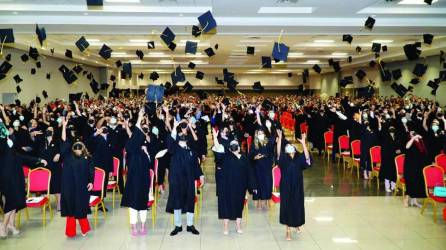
[276,129,311,241]
[59,116,94,238]
[120,108,151,237]
[211,128,257,235]
[163,108,204,236]
[0,121,48,238]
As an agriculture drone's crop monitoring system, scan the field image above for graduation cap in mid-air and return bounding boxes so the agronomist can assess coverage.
[247,46,255,55]
[42,90,48,99]
[356,69,367,80]
[36,61,41,68]
[0,28,15,44]
[185,41,198,55]
[423,34,434,45]
[188,62,196,69]
[371,43,381,53]
[98,44,112,60]
[160,27,175,46]
[413,63,428,77]
[86,0,103,7]
[196,71,204,80]
[13,74,22,84]
[65,49,73,59]
[46,73,51,79]
[4,54,11,61]
[171,66,185,84]
[356,46,362,53]
[0,60,12,81]
[204,47,215,57]
[183,81,193,92]
[348,56,353,63]
[30,68,36,75]
[191,25,202,37]
[136,50,144,60]
[332,61,341,72]
[115,60,122,68]
[35,24,47,47]
[149,71,159,81]
[392,69,402,80]
[29,47,39,60]
[90,79,100,94]
[342,34,353,44]
[403,42,422,61]
[261,56,272,68]
[215,77,224,85]
[381,69,392,82]
[147,41,155,49]
[146,85,165,103]
[16,85,21,93]
[252,81,264,92]
[313,64,321,74]
[198,10,217,33]
[272,42,289,62]
[364,16,376,30]
[75,36,90,52]
[73,65,83,74]
[122,62,132,79]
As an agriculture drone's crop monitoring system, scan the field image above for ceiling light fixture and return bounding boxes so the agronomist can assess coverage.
[306,60,320,63]
[105,0,141,3]
[129,39,147,43]
[398,0,438,4]
[331,52,348,56]
[257,7,313,14]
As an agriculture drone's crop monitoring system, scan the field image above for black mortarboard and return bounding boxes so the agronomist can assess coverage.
[73,65,83,74]
[168,42,177,51]
[196,71,204,80]
[46,73,51,79]
[403,43,421,61]
[150,71,159,81]
[253,81,264,92]
[440,70,446,81]
[261,56,272,68]
[31,68,36,75]
[0,28,14,44]
[371,43,381,53]
[382,45,388,52]
[198,10,217,33]
[396,84,408,97]
[340,78,350,88]
[183,81,193,92]
[63,70,77,84]
[136,50,144,60]
[262,99,276,111]
[381,69,392,82]
[356,69,367,80]
[392,69,402,80]
[69,93,83,102]
[65,49,73,59]
[188,62,196,69]
[192,25,202,37]
[413,63,427,77]
[147,41,155,49]
[100,83,109,90]
[410,78,420,85]
[75,36,89,52]
[5,54,11,61]
[348,56,353,63]
[90,79,99,94]
[427,80,439,90]
[20,54,28,62]
[0,60,12,81]
[160,27,175,45]
[35,96,41,104]
[247,46,255,55]
[425,0,434,4]
[86,0,103,6]
[227,80,237,92]
[35,24,46,47]
[36,61,41,68]
[423,34,434,45]
[115,60,122,68]
[164,81,172,90]
[29,47,39,60]
[138,73,144,80]
[98,44,112,60]
[332,61,341,72]
[272,42,289,62]
[215,44,219,50]
[146,85,165,102]
[13,74,22,84]
[313,64,321,74]
[42,90,48,99]
[171,66,185,84]
[328,58,334,66]
[204,47,215,57]
[364,16,375,30]
[122,62,132,79]
[50,48,54,54]
[369,60,377,68]
[86,72,93,80]
[185,41,198,54]
[288,72,293,78]
[215,77,224,85]
[82,70,88,75]
[342,34,353,44]
[16,85,21,93]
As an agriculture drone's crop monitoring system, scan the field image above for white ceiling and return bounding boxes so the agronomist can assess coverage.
[1,0,446,74]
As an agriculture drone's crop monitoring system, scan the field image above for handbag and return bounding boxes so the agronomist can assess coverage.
[433,186,446,197]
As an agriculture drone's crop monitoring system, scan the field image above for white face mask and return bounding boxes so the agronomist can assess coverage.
[401,117,408,124]
[285,144,296,154]
[268,112,275,119]
[13,120,20,128]
[265,120,272,128]
[12,109,16,115]
[19,115,24,121]
[110,117,117,125]
[248,110,253,115]
[152,126,159,136]
[7,138,13,148]
[57,117,62,124]
[159,115,165,121]
[258,134,265,141]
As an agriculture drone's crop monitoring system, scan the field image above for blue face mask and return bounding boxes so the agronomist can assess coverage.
[432,125,439,133]
[152,126,159,136]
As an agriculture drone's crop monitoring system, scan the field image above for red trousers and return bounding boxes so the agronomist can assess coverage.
[65,217,90,237]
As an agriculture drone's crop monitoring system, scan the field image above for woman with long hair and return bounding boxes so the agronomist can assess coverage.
[60,117,94,238]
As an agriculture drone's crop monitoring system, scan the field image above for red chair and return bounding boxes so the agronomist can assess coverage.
[122,149,128,187]
[370,146,382,189]
[90,167,107,227]
[350,140,361,179]
[271,165,281,204]
[337,135,350,170]
[421,165,446,223]
[324,131,334,159]
[148,169,156,228]
[394,154,406,197]
[107,157,121,209]
[435,154,446,173]
[247,136,253,153]
[18,167,52,227]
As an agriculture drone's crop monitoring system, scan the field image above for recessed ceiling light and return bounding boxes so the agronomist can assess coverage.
[12,11,18,15]
[111,52,128,56]
[257,7,313,14]
[149,52,165,55]
[331,52,348,56]
[371,40,394,43]
[239,39,273,43]
[398,0,438,4]
[306,60,320,63]
[129,39,147,43]
[288,52,304,57]
[105,0,141,3]
[314,40,335,43]
[160,60,174,63]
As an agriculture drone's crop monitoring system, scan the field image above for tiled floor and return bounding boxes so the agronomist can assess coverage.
[1,132,445,250]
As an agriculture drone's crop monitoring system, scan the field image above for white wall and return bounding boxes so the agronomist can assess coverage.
[0,48,101,104]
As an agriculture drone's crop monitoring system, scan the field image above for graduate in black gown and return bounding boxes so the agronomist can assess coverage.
[59,117,94,238]
[164,108,204,236]
[403,131,429,208]
[276,129,312,241]
[0,122,47,237]
[212,128,257,235]
[121,109,151,236]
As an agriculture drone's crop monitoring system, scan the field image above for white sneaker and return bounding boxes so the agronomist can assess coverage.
[385,188,392,193]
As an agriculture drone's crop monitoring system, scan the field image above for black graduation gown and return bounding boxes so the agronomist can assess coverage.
[89,134,113,197]
[0,139,41,213]
[215,137,230,197]
[424,131,444,163]
[403,143,428,198]
[214,150,256,220]
[37,137,62,194]
[60,141,94,218]
[249,136,275,200]
[278,153,312,227]
[359,126,379,171]
[121,128,150,210]
[378,130,402,182]
[165,135,203,214]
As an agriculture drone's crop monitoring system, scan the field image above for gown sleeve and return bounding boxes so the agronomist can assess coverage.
[60,140,72,160]
[88,158,94,184]
[245,157,258,191]
[125,127,144,153]
[166,133,177,155]
[297,153,312,170]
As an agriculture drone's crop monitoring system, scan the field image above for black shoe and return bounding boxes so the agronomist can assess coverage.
[186,225,200,235]
[170,226,182,236]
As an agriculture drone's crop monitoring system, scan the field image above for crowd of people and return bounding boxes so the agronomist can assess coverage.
[0,92,445,240]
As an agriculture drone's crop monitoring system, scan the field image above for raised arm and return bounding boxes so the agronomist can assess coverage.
[0,105,10,125]
[255,105,262,126]
[276,129,283,160]
[61,116,69,142]
[296,133,310,162]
